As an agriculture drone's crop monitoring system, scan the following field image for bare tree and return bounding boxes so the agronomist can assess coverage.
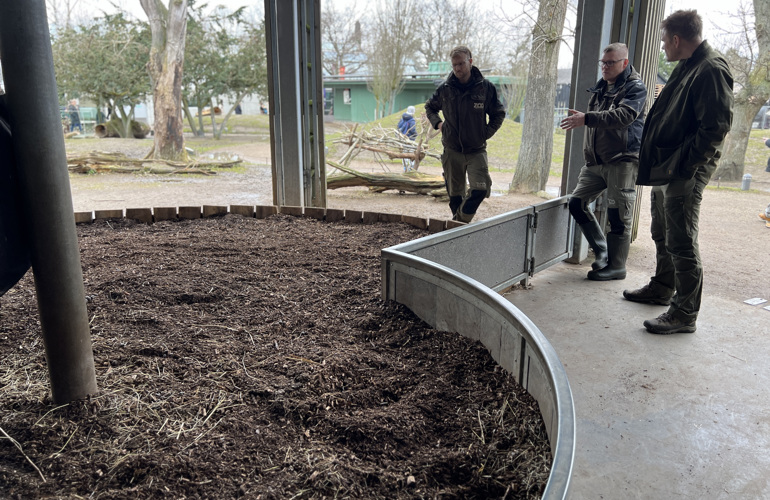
[714,0,769,181]
[141,0,188,161]
[499,38,531,121]
[411,0,504,72]
[411,0,469,70]
[364,0,419,118]
[509,0,569,193]
[321,0,366,76]
[46,0,82,30]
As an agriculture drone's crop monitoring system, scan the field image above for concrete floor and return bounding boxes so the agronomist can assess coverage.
[503,263,770,499]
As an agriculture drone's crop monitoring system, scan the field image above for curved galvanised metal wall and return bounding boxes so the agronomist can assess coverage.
[381,203,576,498]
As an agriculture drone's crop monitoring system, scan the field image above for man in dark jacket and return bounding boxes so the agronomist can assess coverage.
[561,42,647,281]
[66,99,82,133]
[624,10,733,335]
[425,45,506,223]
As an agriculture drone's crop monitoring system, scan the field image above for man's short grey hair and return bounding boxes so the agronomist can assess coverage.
[449,45,472,60]
[603,43,628,57]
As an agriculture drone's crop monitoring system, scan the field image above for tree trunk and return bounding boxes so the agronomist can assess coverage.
[141,0,188,161]
[716,0,770,181]
[212,94,245,140]
[714,98,764,181]
[509,0,568,194]
[182,96,202,137]
[112,105,136,139]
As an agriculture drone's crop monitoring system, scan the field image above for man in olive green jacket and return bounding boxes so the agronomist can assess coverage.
[624,10,733,334]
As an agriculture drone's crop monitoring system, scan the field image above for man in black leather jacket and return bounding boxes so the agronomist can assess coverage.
[425,45,506,223]
[561,43,647,281]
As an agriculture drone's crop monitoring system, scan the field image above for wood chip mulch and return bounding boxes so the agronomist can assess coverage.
[0,214,551,499]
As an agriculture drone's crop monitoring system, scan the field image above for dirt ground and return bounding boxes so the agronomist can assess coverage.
[65,135,551,219]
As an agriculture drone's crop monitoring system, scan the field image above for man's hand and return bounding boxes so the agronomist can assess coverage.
[437,121,443,132]
[560,109,585,131]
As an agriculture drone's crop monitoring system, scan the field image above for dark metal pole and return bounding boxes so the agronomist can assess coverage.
[0,1,97,403]
[265,0,304,207]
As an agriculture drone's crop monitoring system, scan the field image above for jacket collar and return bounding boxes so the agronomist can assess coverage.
[446,66,484,88]
[590,63,635,93]
[681,40,711,68]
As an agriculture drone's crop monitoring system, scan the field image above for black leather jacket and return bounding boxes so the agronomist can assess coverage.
[425,66,506,154]
[582,64,647,166]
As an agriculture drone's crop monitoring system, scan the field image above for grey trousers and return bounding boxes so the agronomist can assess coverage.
[571,160,638,236]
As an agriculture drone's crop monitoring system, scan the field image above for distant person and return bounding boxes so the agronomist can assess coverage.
[764,137,770,172]
[66,99,82,133]
[624,9,734,335]
[235,103,242,115]
[397,105,417,171]
[560,42,647,281]
[425,45,506,223]
[760,138,770,228]
[759,203,770,228]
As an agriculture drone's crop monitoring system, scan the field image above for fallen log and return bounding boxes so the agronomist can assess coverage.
[66,151,241,175]
[94,118,151,139]
[327,160,447,196]
[356,144,427,160]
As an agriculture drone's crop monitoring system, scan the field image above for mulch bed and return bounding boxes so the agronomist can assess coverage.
[0,214,551,499]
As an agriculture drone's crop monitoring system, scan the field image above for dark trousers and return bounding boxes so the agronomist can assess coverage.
[648,165,713,322]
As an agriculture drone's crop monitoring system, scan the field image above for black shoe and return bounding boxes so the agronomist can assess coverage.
[643,312,696,334]
[623,283,673,306]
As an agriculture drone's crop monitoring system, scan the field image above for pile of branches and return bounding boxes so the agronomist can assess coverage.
[327,122,448,197]
[67,152,242,176]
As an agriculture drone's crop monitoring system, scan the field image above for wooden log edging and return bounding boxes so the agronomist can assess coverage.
[73,204,463,234]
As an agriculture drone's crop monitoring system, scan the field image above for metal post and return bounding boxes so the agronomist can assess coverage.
[628,0,666,242]
[300,0,326,208]
[265,0,303,207]
[0,1,97,403]
[264,0,326,208]
[562,0,614,264]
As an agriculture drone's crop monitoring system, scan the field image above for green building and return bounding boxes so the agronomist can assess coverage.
[323,62,515,123]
